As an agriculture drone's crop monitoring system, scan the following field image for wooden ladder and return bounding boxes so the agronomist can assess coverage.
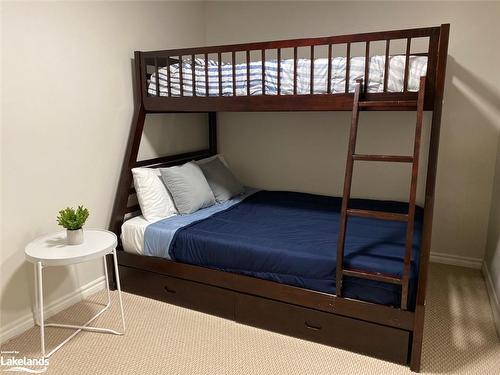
[336,76,426,310]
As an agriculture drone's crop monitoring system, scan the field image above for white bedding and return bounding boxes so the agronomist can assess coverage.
[148,55,427,97]
[121,215,149,255]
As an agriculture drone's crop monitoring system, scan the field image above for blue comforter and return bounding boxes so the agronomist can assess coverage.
[147,190,422,308]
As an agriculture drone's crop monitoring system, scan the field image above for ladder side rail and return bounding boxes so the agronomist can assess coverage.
[336,79,363,297]
[401,76,427,310]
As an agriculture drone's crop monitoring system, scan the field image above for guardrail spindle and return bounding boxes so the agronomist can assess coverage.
[218,52,222,96]
[403,38,411,92]
[155,57,160,97]
[246,50,251,96]
[364,41,370,93]
[179,55,184,97]
[167,56,172,97]
[232,51,236,96]
[327,44,332,94]
[277,48,281,95]
[384,39,390,92]
[204,53,208,96]
[191,54,196,97]
[293,46,298,95]
[310,45,314,94]
[345,42,351,93]
[261,49,266,95]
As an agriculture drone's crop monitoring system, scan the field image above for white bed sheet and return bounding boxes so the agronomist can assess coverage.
[121,215,149,255]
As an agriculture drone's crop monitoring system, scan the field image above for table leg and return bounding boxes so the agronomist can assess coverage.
[41,254,125,358]
[103,255,111,307]
[33,264,39,326]
[36,262,45,358]
[112,248,126,331]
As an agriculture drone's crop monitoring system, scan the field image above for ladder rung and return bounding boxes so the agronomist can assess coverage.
[347,209,408,222]
[343,269,402,285]
[353,154,413,163]
[358,100,418,108]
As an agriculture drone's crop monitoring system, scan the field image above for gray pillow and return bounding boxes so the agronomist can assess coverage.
[160,162,215,214]
[198,157,244,202]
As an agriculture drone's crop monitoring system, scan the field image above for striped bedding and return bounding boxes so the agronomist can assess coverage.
[148,56,427,97]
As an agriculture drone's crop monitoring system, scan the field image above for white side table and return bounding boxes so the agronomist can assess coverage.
[25,229,125,358]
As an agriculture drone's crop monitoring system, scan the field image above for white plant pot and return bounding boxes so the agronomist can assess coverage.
[67,229,84,245]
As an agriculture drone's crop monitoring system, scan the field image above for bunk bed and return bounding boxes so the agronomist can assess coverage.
[109,25,449,372]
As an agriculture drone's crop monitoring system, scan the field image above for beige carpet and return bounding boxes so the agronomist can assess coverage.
[1,263,499,374]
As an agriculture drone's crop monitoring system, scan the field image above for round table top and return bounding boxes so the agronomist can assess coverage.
[25,229,117,266]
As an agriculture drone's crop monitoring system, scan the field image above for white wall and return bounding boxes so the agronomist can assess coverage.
[206,1,500,265]
[0,1,207,339]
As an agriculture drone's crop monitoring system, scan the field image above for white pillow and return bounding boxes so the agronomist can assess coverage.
[132,167,177,222]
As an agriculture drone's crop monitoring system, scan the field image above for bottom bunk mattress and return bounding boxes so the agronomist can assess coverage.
[141,190,423,309]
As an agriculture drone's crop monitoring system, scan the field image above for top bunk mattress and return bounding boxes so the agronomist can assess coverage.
[140,190,423,308]
[148,55,427,97]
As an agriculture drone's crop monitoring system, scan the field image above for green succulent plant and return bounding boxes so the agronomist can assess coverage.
[57,206,89,230]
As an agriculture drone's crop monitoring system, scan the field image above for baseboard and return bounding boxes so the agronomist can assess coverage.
[482,262,500,339]
[429,251,482,269]
[0,276,106,344]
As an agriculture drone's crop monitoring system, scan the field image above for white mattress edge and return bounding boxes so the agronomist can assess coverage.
[121,215,150,255]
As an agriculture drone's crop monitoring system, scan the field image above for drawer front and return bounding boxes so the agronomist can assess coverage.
[236,293,410,364]
[120,266,235,320]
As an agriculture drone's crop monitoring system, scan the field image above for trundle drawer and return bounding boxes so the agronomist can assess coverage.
[119,266,235,320]
[235,293,410,364]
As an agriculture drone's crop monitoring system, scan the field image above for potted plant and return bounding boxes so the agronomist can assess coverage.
[56,206,90,245]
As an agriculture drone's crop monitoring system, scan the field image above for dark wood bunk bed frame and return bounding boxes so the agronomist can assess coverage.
[108,25,449,372]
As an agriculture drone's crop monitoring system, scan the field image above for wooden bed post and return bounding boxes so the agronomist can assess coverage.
[208,112,218,155]
[107,51,146,289]
[410,24,449,372]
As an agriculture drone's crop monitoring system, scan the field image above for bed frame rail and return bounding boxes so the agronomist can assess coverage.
[137,25,447,112]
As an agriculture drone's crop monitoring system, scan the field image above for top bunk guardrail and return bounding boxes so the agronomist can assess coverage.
[136,25,449,112]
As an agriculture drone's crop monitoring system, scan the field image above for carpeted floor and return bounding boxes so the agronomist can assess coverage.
[1,263,499,374]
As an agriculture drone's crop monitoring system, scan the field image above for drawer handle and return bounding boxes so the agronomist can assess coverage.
[164,285,177,294]
[304,321,322,331]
